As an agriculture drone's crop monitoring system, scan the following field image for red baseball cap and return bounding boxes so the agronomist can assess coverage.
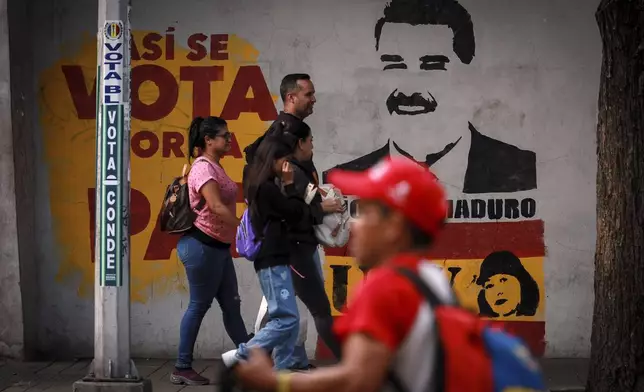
[327,156,447,236]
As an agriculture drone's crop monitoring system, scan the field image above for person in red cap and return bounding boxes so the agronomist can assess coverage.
[231,156,454,392]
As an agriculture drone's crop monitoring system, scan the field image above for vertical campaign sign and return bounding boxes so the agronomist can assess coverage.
[99,20,125,287]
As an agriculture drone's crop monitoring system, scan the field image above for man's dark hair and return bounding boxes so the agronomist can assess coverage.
[374,0,475,64]
[279,73,311,101]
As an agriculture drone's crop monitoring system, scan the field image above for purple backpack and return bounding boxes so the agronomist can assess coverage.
[235,208,263,261]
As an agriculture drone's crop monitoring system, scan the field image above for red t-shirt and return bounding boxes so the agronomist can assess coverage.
[333,254,454,392]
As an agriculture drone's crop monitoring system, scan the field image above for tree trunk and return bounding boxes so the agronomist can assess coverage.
[587,0,644,391]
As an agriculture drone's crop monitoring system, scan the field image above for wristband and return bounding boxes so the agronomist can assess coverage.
[276,371,292,392]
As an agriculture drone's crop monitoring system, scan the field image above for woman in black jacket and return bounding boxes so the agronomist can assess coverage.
[241,119,343,368]
[224,136,309,371]
[282,121,344,368]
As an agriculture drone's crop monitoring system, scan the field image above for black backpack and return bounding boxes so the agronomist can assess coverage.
[159,160,206,234]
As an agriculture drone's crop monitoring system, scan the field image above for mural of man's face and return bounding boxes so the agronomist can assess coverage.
[377,22,455,117]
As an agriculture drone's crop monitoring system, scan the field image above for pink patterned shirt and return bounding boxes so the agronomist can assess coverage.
[188,157,238,244]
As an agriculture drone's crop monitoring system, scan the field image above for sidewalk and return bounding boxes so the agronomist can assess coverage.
[0,358,588,392]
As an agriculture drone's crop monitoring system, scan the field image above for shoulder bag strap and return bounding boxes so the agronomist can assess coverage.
[394,267,445,308]
[187,157,208,211]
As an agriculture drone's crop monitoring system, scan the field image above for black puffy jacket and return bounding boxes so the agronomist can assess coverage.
[285,157,324,245]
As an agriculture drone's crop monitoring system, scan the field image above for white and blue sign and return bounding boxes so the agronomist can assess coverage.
[99,20,125,287]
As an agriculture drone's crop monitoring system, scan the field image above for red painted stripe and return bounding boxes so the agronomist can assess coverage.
[324,220,545,259]
[489,320,546,356]
[315,320,545,360]
[236,182,244,203]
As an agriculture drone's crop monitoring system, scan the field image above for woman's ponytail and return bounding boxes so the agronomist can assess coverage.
[187,116,204,161]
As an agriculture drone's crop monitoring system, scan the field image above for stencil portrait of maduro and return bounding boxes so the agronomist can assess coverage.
[324,0,537,194]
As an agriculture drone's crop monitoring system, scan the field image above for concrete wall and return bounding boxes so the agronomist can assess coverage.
[21,0,600,359]
[0,0,40,360]
[8,0,40,360]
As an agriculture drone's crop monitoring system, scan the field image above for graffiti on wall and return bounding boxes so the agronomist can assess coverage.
[318,221,546,356]
[40,29,278,301]
[316,0,545,357]
[39,0,545,356]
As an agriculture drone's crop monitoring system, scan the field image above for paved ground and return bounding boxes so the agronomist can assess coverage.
[0,358,588,392]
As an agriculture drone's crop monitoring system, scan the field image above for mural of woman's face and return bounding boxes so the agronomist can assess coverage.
[484,274,521,316]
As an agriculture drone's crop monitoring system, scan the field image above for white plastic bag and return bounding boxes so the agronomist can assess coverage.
[305,184,350,248]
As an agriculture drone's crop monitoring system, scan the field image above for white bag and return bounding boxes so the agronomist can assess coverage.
[305,184,350,248]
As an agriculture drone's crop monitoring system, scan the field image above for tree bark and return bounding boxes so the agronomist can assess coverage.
[587,0,644,391]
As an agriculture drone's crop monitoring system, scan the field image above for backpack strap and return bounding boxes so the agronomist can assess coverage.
[387,267,447,392]
[395,267,446,308]
[187,157,210,212]
[194,197,206,212]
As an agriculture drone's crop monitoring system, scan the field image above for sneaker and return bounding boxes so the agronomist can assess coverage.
[222,349,240,368]
[170,368,209,386]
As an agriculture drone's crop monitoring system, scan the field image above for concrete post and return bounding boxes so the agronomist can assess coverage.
[73,0,151,390]
[0,0,25,360]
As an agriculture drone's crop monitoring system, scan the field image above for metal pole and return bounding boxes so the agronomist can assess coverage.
[74,1,149,390]
[93,0,133,379]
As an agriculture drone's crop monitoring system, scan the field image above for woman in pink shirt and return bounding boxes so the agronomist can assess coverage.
[171,116,251,386]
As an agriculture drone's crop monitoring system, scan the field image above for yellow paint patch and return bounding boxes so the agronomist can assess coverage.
[39,31,276,302]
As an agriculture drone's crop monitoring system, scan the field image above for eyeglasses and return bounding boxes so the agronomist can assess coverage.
[216,132,232,140]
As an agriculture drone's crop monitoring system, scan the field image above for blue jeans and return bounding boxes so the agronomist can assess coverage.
[237,265,300,370]
[175,235,249,369]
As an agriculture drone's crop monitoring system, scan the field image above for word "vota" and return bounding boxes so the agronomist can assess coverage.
[102,31,124,104]
[100,105,123,284]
